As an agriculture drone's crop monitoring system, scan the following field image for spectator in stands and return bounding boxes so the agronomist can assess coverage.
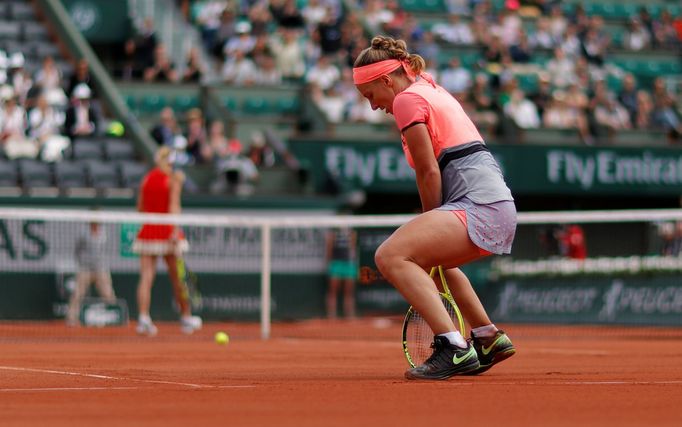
[207,119,229,160]
[247,3,273,36]
[546,47,575,89]
[68,59,96,99]
[444,0,470,15]
[481,35,507,70]
[316,6,344,56]
[0,89,36,159]
[64,84,99,140]
[432,14,475,45]
[529,75,554,118]
[8,53,32,105]
[325,226,357,319]
[543,90,593,145]
[275,0,305,30]
[529,17,557,50]
[151,107,180,147]
[509,30,533,63]
[653,10,680,49]
[651,91,682,143]
[254,54,282,85]
[312,83,345,123]
[301,0,327,33]
[548,4,567,40]
[593,95,632,142]
[214,138,259,195]
[468,73,499,136]
[184,108,211,164]
[29,94,69,162]
[623,18,651,51]
[617,74,639,126]
[306,55,340,91]
[212,7,237,58]
[364,0,393,35]
[196,0,225,52]
[560,224,587,260]
[248,130,275,168]
[559,23,582,59]
[66,220,117,327]
[415,31,439,66]
[133,146,201,336]
[221,48,257,85]
[580,23,609,67]
[440,57,472,97]
[181,47,204,83]
[504,89,540,130]
[224,21,256,57]
[143,44,179,83]
[135,17,158,71]
[269,28,306,80]
[34,56,66,107]
[634,90,654,129]
[118,38,140,80]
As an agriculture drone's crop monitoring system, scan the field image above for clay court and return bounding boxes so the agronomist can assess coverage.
[1,320,681,427]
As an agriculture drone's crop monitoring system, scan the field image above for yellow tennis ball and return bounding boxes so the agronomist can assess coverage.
[215,331,229,345]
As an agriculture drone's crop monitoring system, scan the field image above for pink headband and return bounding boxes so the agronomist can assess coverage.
[352,58,436,87]
[353,59,411,85]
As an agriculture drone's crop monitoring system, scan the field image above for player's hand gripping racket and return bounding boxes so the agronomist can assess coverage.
[402,266,466,368]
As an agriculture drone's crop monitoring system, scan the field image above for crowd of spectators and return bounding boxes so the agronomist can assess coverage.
[174,0,682,143]
[0,49,101,162]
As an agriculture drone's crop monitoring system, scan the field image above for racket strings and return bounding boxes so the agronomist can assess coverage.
[405,296,460,367]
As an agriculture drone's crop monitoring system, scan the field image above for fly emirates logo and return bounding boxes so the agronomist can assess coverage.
[547,150,682,190]
[325,147,415,186]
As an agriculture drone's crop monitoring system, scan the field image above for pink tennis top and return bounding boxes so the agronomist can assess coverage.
[393,79,483,168]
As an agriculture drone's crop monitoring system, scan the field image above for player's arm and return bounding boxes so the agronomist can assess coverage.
[169,170,185,214]
[136,185,144,212]
[403,124,442,212]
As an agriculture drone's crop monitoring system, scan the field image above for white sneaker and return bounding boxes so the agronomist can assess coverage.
[136,319,158,336]
[180,315,202,334]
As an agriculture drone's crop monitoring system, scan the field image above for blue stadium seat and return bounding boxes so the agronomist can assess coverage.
[104,140,136,161]
[118,161,148,189]
[18,159,53,188]
[70,140,103,161]
[54,161,88,190]
[0,160,18,187]
[85,160,120,189]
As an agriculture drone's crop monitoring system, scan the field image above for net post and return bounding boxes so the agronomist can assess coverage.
[260,223,272,340]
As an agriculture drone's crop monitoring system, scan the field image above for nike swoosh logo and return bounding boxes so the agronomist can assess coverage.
[453,348,473,365]
[482,336,506,355]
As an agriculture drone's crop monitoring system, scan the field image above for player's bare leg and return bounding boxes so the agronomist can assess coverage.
[136,255,158,336]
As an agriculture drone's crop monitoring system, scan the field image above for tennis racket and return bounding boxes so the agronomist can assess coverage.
[402,266,466,368]
[177,257,202,309]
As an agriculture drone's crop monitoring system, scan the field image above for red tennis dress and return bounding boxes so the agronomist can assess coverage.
[132,167,188,255]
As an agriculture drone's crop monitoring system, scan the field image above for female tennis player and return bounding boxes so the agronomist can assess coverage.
[132,146,202,336]
[353,36,516,379]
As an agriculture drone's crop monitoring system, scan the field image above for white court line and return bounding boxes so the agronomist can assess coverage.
[0,387,140,392]
[535,348,611,356]
[0,365,231,389]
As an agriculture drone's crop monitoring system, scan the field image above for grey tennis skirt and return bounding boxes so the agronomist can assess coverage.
[437,196,517,255]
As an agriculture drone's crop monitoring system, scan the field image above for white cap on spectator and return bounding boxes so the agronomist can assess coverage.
[235,21,251,34]
[73,83,92,99]
[9,52,24,68]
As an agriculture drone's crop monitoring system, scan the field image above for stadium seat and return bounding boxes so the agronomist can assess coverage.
[0,21,21,40]
[21,22,49,42]
[18,159,53,188]
[173,95,200,112]
[242,97,272,115]
[9,2,35,21]
[276,97,300,115]
[139,95,167,113]
[53,161,88,191]
[103,141,136,161]
[70,140,103,161]
[85,160,120,189]
[118,161,148,189]
[223,97,238,111]
[0,160,18,187]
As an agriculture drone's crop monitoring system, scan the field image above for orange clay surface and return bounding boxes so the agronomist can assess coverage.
[1,320,681,427]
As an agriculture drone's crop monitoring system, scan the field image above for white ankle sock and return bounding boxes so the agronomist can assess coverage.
[438,331,467,348]
[138,314,152,324]
[471,324,498,338]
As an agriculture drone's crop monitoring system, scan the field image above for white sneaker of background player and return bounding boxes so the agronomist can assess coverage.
[136,318,158,337]
[180,315,202,334]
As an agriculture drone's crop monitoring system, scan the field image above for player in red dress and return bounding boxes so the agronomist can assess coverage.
[132,146,202,336]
